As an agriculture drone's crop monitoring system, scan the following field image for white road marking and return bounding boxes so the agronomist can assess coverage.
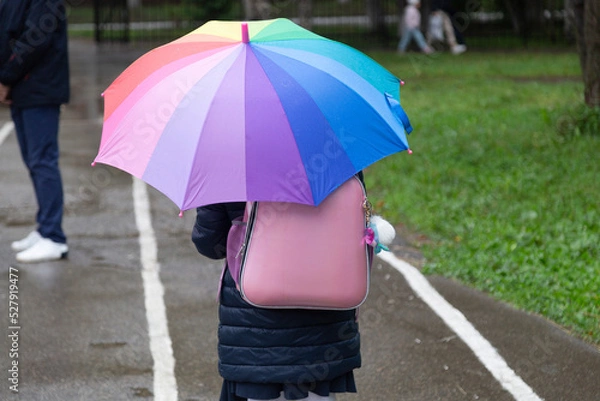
[0,121,15,147]
[133,177,179,401]
[378,251,544,401]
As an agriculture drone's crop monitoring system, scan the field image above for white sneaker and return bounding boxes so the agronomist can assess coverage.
[11,231,42,252]
[16,238,68,263]
[451,44,467,55]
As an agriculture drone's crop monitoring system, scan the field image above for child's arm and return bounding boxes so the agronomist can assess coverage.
[191,202,245,259]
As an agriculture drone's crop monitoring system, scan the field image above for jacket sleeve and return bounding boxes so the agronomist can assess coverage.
[191,202,245,260]
[403,6,421,30]
[0,0,65,85]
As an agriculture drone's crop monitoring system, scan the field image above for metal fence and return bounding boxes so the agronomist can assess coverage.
[73,0,574,50]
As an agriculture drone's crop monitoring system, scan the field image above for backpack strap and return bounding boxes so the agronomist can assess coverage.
[219,201,252,298]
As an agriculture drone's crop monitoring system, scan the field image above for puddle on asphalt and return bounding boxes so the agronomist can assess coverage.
[89,341,128,348]
[132,387,153,397]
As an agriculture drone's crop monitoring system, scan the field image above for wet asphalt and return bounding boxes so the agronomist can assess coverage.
[0,39,599,401]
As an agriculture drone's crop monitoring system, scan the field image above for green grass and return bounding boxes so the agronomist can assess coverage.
[364,50,600,345]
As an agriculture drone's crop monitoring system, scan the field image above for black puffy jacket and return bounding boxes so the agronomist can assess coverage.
[192,202,361,393]
[0,0,70,107]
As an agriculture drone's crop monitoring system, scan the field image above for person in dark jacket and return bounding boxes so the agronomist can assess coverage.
[192,201,362,401]
[0,0,70,263]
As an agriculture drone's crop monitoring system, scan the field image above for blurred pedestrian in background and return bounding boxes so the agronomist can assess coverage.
[0,0,70,263]
[429,0,467,54]
[397,0,434,54]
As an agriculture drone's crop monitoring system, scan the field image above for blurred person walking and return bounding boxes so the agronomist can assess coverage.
[397,0,434,54]
[0,0,70,263]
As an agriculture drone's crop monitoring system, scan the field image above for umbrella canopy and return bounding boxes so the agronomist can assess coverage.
[94,18,413,211]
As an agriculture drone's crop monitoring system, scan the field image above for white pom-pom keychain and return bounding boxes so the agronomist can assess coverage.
[371,215,396,246]
[363,214,396,253]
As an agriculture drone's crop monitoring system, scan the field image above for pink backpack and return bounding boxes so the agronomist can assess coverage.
[226,176,373,310]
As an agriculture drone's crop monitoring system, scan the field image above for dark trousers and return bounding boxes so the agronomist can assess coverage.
[11,105,66,244]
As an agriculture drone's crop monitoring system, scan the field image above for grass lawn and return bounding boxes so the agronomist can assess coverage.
[363,50,599,345]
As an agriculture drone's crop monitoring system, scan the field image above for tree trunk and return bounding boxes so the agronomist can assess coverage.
[501,0,523,34]
[420,0,431,33]
[298,0,313,30]
[242,0,272,20]
[396,0,405,38]
[127,0,141,8]
[583,0,599,106]
[366,0,385,35]
[564,0,576,40]
[525,2,544,26]
[242,0,253,20]
[573,0,600,107]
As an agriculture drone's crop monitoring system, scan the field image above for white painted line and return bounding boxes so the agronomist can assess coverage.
[132,177,179,401]
[378,251,544,401]
[0,121,14,147]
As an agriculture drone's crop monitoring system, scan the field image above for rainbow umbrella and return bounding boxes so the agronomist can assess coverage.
[93,18,412,211]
